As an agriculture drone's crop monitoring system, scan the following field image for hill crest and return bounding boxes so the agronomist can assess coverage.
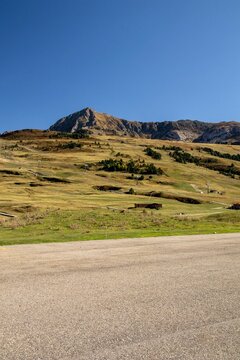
[49,108,240,143]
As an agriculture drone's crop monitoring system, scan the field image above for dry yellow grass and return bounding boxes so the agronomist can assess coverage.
[1,135,240,244]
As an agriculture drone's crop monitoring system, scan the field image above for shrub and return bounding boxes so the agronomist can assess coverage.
[170,149,199,164]
[170,149,240,178]
[201,147,240,162]
[98,158,163,175]
[128,188,135,194]
[60,142,82,150]
[51,130,89,139]
[98,158,125,172]
[144,147,162,160]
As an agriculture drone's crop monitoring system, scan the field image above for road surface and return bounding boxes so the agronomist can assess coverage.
[0,233,240,359]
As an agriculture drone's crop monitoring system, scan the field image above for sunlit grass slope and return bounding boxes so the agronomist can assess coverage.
[1,135,240,245]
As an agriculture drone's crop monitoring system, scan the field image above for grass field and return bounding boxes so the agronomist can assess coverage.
[1,134,240,245]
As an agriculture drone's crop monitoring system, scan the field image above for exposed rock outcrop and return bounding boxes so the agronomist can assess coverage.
[49,107,214,142]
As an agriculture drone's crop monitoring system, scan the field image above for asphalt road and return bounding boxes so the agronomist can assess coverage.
[0,233,240,360]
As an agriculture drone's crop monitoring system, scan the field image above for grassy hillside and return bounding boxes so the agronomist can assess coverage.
[1,135,240,245]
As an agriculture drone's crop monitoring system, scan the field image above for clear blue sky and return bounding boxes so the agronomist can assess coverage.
[1,0,240,132]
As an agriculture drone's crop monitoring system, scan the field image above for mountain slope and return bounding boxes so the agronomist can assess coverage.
[49,107,213,141]
[194,122,240,144]
[49,107,240,143]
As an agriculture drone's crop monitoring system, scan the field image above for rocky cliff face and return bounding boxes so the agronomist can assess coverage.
[194,122,240,143]
[49,108,240,143]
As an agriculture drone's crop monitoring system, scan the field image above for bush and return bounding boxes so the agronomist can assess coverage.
[128,188,135,194]
[98,158,125,172]
[160,145,182,151]
[60,142,82,150]
[170,149,240,178]
[98,158,163,175]
[50,130,89,139]
[201,147,240,162]
[142,163,163,175]
[144,147,162,160]
[170,149,199,164]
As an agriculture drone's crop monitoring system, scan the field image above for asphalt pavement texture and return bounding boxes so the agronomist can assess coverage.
[0,233,240,360]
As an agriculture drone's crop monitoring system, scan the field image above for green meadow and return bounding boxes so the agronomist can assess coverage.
[1,134,240,245]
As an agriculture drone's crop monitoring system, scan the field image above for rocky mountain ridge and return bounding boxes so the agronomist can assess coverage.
[49,107,240,144]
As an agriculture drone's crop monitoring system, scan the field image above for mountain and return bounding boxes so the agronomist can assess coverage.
[49,107,240,143]
[194,122,240,144]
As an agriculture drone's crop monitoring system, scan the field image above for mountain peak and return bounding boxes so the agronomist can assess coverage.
[82,107,95,113]
[49,108,240,143]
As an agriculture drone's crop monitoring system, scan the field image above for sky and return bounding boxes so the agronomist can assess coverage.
[0,0,240,132]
